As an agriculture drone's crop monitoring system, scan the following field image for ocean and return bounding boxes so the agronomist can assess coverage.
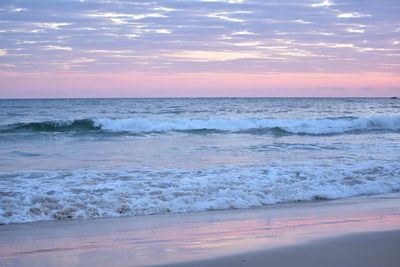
[0,98,399,224]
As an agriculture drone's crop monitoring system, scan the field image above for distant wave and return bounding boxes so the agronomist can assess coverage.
[1,116,400,136]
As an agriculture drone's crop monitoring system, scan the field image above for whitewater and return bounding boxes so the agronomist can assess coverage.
[0,98,399,224]
[3,115,400,135]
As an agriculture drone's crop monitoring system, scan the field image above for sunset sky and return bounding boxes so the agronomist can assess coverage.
[0,0,399,98]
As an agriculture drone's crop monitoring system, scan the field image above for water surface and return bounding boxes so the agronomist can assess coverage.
[0,98,399,224]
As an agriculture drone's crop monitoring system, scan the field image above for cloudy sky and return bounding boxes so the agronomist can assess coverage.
[0,0,399,97]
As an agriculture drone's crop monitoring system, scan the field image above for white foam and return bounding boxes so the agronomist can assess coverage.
[1,162,400,224]
[93,115,400,135]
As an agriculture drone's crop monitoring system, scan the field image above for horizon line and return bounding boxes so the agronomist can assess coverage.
[0,96,398,100]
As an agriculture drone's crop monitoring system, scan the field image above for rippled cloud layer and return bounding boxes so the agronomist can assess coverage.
[0,1,399,97]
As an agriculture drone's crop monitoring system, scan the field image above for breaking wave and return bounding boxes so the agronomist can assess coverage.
[1,115,400,136]
[1,163,400,224]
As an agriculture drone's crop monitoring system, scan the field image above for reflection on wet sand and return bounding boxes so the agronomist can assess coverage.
[1,194,400,267]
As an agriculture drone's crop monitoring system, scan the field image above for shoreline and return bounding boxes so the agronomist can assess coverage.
[1,193,400,266]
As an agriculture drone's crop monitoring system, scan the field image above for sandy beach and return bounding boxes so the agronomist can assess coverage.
[1,193,400,267]
[158,230,400,267]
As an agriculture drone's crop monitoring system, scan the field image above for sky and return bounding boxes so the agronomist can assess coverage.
[0,0,399,98]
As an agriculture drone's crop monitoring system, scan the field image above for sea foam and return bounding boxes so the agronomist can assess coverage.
[1,162,400,224]
[94,115,400,135]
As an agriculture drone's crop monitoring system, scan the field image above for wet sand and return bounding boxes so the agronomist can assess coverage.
[1,193,400,267]
[157,230,400,267]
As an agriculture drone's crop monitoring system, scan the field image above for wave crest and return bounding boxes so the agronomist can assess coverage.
[2,116,400,135]
[4,119,100,133]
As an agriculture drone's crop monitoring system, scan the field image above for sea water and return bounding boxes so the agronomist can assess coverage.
[0,98,399,224]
